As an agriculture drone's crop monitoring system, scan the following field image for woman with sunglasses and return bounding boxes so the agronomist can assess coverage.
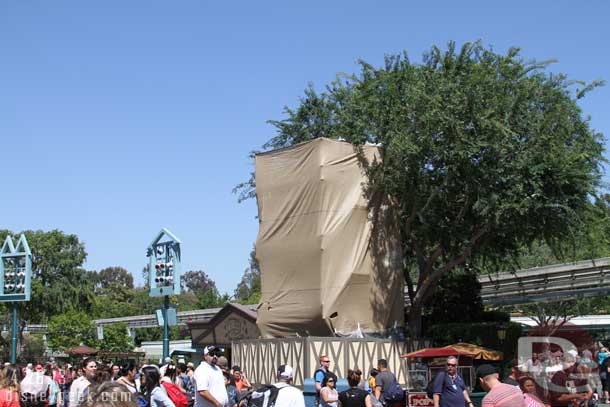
[320,375,339,407]
[0,365,20,407]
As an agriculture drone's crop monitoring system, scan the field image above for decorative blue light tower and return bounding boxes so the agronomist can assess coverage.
[147,228,182,360]
[0,235,32,364]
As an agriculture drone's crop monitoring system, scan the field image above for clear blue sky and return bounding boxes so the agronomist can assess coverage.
[2,1,608,295]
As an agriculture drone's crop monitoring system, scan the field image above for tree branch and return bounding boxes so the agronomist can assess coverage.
[412,225,490,308]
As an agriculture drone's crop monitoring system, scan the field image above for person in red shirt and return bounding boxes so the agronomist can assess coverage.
[0,365,21,407]
[231,366,251,394]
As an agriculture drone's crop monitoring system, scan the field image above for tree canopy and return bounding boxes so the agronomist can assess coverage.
[47,310,97,351]
[237,41,606,337]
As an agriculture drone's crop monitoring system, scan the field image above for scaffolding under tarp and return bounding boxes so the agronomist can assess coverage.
[254,138,404,338]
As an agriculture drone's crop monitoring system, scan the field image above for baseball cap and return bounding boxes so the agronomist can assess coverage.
[204,345,223,356]
[232,365,241,372]
[278,364,293,380]
[476,364,496,379]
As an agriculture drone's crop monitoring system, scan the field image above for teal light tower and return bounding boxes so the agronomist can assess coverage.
[0,235,32,364]
[147,228,182,360]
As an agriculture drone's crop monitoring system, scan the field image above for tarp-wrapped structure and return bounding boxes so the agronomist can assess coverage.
[255,138,404,337]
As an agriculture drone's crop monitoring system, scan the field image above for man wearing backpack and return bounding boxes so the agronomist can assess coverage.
[273,365,305,407]
[374,359,404,407]
[432,357,474,407]
[314,356,337,406]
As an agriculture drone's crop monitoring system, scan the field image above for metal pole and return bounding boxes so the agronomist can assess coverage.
[10,302,17,364]
[163,295,169,360]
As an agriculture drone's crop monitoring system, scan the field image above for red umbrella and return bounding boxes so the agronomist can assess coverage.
[402,343,502,360]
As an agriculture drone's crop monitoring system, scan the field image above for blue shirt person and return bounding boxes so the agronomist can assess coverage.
[432,357,474,407]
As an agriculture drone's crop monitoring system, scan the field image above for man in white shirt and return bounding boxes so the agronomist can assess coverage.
[274,365,305,407]
[193,345,229,407]
[69,357,97,407]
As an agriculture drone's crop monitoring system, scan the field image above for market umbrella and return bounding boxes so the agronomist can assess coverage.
[65,344,99,356]
[403,342,502,360]
[447,343,503,360]
[403,346,474,358]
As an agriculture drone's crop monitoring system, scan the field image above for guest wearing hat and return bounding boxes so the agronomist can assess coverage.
[273,365,305,407]
[477,364,525,407]
[192,345,228,407]
[160,357,173,377]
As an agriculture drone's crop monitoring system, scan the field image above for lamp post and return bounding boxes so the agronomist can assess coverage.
[147,228,182,361]
[0,235,32,364]
[497,326,507,344]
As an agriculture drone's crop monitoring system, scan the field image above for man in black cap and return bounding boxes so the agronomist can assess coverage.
[193,345,229,407]
[477,364,525,407]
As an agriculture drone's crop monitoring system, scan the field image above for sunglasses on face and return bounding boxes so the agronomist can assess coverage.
[447,363,457,367]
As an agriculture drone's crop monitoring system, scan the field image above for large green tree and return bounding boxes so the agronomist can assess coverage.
[91,266,138,318]
[238,41,606,337]
[180,270,229,309]
[99,322,134,352]
[47,310,98,351]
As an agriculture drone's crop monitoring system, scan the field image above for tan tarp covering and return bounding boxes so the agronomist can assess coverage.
[255,138,404,338]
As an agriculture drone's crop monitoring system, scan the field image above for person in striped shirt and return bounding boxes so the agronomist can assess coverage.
[477,365,526,407]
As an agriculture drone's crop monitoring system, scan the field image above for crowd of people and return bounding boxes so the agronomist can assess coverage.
[0,347,406,407]
[0,355,201,407]
[431,346,610,407]
[11,343,607,407]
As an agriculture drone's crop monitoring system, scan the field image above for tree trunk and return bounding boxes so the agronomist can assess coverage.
[407,302,424,339]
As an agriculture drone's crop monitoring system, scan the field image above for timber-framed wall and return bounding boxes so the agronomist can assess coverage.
[232,337,429,388]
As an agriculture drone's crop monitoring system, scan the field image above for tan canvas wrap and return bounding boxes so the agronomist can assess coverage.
[255,138,404,337]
